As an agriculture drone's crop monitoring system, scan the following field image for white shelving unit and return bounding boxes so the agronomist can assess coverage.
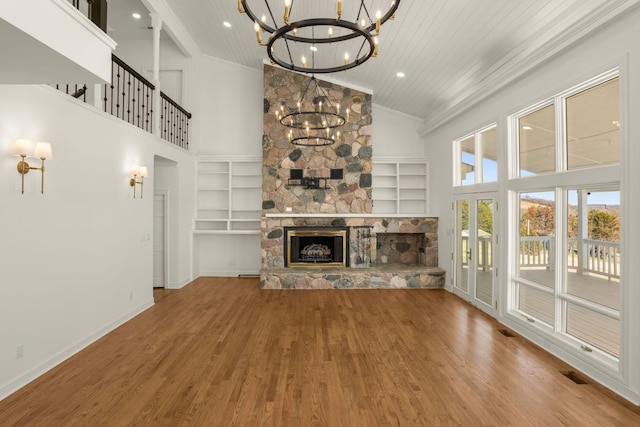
[372,160,429,214]
[194,158,262,234]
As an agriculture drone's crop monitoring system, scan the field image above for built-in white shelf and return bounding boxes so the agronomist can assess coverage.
[194,157,262,234]
[372,160,429,215]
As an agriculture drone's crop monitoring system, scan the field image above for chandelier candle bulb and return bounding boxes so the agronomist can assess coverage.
[237,0,244,13]
[254,21,264,45]
[344,52,349,65]
[302,56,307,68]
[284,0,291,24]
[376,10,381,34]
[373,36,379,56]
[328,27,333,37]
[337,0,342,20]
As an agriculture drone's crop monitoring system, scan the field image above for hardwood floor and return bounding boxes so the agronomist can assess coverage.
[1,277,639,426]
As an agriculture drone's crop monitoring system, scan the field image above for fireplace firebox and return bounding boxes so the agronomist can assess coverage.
[284,227,349,267]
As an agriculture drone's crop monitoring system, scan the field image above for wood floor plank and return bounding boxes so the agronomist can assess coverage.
[1,277,640,426]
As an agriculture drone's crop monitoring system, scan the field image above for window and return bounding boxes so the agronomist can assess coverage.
[518,104,555,177]
[454,124,497,186]
[515,191,556,326]
[565,188,620,357]
[566,79,620,170]
[509,70,621,363]
[514,75,619,177]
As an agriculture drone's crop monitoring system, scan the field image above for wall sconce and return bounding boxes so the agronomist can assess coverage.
[12,138,53,194]
[129,165,148,198]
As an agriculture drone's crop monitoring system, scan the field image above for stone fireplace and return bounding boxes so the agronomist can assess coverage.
[260,65,444,289]
[261,216,444,289]
[284,227,349,267]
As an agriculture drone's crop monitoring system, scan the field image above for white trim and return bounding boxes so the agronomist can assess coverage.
[52,0,117,50]
[201,54,264,75]
[373,103,423,122]
[154,189,170,289]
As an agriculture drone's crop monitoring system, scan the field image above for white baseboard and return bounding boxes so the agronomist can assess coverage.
[198,271,260,277]
[0,299,154,401]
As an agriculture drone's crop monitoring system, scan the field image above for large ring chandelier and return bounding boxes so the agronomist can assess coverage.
[275,75,347,146]
[238,1,401,74]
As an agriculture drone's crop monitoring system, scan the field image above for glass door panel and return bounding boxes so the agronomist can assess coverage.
[475,199,494,305]
[454,195,496,315]
[455,199,469,293]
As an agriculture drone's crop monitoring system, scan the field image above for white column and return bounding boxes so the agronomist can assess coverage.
[577,189,588,274]
[151,12,163,136]
[475,132,483,184]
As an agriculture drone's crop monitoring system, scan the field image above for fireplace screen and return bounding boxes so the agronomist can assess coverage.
[284,227,349,267]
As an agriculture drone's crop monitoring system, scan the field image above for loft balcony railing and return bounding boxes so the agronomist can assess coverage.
[68,0,107,32]
[106,55,155,133]
[161,92,192,150]
[52,55,192,150]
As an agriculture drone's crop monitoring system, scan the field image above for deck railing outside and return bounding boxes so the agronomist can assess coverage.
[461,235,620,280]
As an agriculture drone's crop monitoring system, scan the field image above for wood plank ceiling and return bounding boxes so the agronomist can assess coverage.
[113,0,639,131]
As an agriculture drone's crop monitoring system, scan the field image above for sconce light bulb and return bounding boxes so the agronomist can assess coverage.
[34,142,52,159]
[12,138,33,156]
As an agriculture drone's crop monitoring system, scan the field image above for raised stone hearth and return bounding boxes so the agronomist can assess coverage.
[262,266,445,290]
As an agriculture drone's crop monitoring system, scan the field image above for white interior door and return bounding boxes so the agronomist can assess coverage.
[453,194,497,315]
[153,193,166,288]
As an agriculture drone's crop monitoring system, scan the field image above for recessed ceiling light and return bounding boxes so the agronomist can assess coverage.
[224,21,232,28]
[396,72,405,78]
[132,12,141,19]
[522,125,532,130]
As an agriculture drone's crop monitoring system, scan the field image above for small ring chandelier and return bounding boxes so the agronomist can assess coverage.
[238,0,401,74]
[275,75,347,146]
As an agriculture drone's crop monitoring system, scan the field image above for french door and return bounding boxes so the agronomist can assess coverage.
[453,194,497,315]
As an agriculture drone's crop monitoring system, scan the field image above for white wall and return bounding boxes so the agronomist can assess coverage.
[423,8,640,403]
[196,56,264,157]
[0,85,194,400]
[372,104,425,159]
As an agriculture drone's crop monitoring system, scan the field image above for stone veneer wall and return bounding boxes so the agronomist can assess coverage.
[262,65,373,215]
[262,216,438,269]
